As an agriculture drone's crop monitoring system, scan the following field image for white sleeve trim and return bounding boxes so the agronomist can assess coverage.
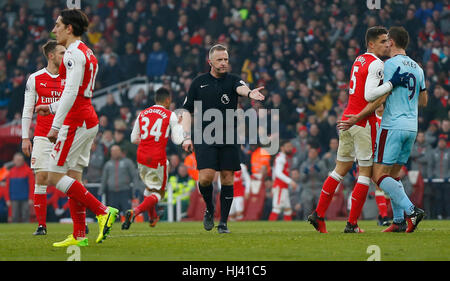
[364,59,393,102]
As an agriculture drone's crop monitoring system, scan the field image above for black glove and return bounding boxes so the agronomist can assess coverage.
[389,66,409,88]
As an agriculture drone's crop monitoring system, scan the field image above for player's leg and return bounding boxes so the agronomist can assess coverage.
[269,186,281,221]
[65,169,89,239]
[374,130,424,232]
[33,171,48,235]
[313,128,355,221]
[123,163,167,230]
[308,160,351,233]
[31,137,53,235]
[281,188,293,221]
[374,184,390,226]
[345,165,371,233]
[345,122,375,232]
[234,196,245,221]
[49,124,117,245]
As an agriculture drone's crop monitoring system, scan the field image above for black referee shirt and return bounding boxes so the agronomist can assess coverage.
[183,72,246,146]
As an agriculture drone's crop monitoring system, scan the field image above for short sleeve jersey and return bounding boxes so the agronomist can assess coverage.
[381,55,426,132]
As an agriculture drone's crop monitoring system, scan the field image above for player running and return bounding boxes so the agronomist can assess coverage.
[308,26,409,233]
[36,9,118,247]
[339,26,428,233]
[121,87,184,230]
[22,40,65,235]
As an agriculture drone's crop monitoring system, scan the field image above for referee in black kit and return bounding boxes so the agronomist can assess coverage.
[181,44,265,233]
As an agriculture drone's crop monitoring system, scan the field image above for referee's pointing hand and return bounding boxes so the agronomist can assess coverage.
[249,86,265,101]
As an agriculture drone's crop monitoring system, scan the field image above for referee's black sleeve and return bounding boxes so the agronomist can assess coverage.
[183,78,197,113]
[230,74,246,94]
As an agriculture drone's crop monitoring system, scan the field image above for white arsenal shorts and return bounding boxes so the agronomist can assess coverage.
[31,136,53,172]
[336,121,374,167]
[138,160,169,191]
[230,196,245,215]
[48,124,98,174]
[272,186,291,212]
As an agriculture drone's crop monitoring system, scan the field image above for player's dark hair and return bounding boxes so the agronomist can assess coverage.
[388,26,409,50]
[60,9,89,37]
[209,44,228,59]
[365,26,388,48]
[42,40,58,60]
[280,139,291,148]
[154,87,171,104]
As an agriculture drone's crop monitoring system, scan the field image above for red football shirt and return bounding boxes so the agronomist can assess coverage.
[53,40,98,129]
[342,53,382,127]
[23,68,62,137]
[134,105,177,168]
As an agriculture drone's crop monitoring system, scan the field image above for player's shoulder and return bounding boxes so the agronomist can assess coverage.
[64,41,87,64]
[275,152,286,161]
[28,68,47,80]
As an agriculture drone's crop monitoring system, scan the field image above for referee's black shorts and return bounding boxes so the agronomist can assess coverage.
[194,144,241,171]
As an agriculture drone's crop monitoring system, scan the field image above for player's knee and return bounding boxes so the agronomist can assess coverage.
[47,172,64,187]
[35,171,48,185]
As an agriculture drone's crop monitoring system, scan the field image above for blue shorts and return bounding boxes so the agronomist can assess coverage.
[374,128,416,165]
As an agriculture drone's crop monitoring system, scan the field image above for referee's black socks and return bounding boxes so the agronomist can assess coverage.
[199,183,215,214]
[220,185,234,224]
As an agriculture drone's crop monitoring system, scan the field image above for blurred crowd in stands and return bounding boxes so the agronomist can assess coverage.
[0,0,449,223]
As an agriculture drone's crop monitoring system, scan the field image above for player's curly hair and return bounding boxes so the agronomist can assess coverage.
[60,9,89,37]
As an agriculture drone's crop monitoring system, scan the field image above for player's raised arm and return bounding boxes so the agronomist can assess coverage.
[22,75,37,156]
[236,79,265,101]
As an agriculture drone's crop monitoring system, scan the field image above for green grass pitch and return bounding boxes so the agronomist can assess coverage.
[0,220,449,261]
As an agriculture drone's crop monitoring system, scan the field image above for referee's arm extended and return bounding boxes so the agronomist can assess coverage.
[180,84,265,152]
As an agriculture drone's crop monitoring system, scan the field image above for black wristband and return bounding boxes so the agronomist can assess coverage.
[247,90,251,98]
